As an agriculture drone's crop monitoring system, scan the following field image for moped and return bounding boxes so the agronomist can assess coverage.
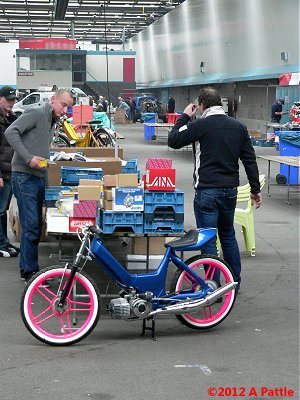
[21,226,238,345]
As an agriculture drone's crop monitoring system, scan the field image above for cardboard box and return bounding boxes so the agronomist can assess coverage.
[48,158,122,186]
[117,173,138,187]
[112,187,144,212]
[103,174,118,187]
[133,236,167,255]
[146,158,172,169]
[104,189,113,200]
[126,254,164,271]
[73,201,98,218]
[114,109,127,124]
[72,105,93,125]
[50,147,123,159]
[79,179,102,186]
[103,199,113,210]
[78,185,101,201]
[69,217,96,233]
[145,168,176,191]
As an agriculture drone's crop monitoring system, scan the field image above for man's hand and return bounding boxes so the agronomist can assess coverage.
[183,103,198,118]
[251,192,262,208]
[0,177,4,188]
[28,156,46,169]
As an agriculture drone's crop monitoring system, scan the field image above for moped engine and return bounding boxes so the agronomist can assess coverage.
[109,298,131,319]
[108,292,152,319]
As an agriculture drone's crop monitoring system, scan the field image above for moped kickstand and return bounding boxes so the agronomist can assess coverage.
[141,317,157,341]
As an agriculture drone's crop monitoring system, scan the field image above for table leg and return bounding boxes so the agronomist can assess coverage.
[267,160,271,197]
[286,165,291,205]
[146,235,150,273]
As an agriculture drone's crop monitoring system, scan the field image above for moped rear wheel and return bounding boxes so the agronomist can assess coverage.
[170,255,236,330]
[20,266,100,345]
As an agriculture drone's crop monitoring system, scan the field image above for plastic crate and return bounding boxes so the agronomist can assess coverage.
[61,166,103,185]
[121,159,138,174]
[144,189,184,214]
[44,186,71,207]
[98,209,143,234]
[144,211,184,221]
[143,219,184,234]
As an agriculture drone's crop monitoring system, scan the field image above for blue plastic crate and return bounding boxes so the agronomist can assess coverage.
[44,186,71,206]
[144,189,184,214]
[121,159,138,174]
[143,219,184,234]
[144,212,184,221]
[61,166,103,185]
[98,209,143,234]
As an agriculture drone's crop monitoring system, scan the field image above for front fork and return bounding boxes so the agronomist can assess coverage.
[57,230,90,308]
[171,252,214,297]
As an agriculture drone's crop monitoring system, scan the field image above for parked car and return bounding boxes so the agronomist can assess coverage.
[13,87,89,116]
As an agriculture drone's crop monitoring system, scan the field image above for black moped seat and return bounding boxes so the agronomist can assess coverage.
[166,229,198,250]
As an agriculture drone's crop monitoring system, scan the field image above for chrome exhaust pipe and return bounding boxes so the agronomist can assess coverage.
[148,282,238,317]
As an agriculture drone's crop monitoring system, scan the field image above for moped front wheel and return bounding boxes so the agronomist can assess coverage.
[170,255,236,330]
[20,266,100,346]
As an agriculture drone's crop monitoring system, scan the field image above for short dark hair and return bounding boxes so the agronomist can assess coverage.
[197,87,222,109]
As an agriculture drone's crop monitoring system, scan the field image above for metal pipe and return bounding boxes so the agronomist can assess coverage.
[148,282,238,317]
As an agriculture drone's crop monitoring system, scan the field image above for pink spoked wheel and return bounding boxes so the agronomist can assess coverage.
[20,266,100,345]
[170,255,236,329]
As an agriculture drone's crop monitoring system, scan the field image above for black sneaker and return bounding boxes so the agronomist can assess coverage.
[7,243,20,253]
[0,247,18,257]
[24,272,36,284]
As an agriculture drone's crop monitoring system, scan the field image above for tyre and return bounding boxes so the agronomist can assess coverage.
[51,133,71,147]
[170,255,236,330]
[276,174,287,185]
[20,266,100,345]
[93,128,116,147]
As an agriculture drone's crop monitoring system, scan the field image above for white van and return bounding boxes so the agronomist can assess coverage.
[13,87,89,116]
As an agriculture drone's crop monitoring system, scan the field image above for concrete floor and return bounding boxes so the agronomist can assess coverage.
[0,123,299,400]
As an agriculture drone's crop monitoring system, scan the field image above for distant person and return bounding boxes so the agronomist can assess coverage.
[5,89,73,282]
[117,96,130,119]
[51,85,58,92]
[127,97,136,123]
[271,98,285,123]
[0,86,19,257]
[168,96,175,113]
[168,87,262,292]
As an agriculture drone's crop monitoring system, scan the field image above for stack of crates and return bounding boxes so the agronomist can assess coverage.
[143,189,184,233]
[44,186,71,207]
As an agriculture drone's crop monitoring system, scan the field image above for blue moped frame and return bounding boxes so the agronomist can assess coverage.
[90,228,216,310]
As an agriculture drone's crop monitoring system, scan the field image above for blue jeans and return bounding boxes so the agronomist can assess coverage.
[0,178,12,249]
[11,172,45,277]
[194,187,241,286]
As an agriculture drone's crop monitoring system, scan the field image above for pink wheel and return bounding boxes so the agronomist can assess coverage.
[170,255,236,329]
[20,266,100,345]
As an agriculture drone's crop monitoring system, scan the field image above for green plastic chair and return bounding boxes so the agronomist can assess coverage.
[216,175,265,257]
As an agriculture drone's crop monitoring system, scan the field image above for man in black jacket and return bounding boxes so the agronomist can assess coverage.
[168,87,262,290]
[0,86,19,257]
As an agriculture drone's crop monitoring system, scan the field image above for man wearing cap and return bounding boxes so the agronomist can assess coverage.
[271,98,285,123]
[5,89,73,282]
[0,86,19,258]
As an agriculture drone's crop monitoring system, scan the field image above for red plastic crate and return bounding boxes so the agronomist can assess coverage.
[144,168,176,191]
